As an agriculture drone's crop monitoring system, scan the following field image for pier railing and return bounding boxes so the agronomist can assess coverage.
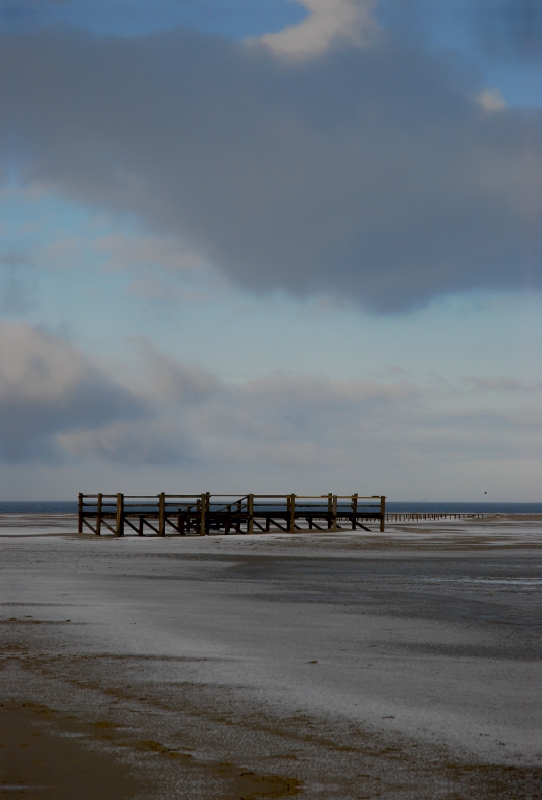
[78,493,386,536]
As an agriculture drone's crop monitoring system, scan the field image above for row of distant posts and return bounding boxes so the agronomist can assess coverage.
[78,494,386,537]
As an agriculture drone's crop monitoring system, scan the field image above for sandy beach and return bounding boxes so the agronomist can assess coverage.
[1,514,540,799]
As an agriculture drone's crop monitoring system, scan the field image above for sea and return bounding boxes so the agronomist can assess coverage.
[0,501,541,515]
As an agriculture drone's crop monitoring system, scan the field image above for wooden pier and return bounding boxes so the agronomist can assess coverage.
[78,493,386,536]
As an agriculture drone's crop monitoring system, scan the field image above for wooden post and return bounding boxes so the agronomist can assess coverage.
[286,495,290,531]
[332,495,337,532]
[380,496,386,532]
[289,494,296,532]
[178,511,185,536]
[352,493,358,530]
[327,493,332,529]
[139,515,144,536]
[248,494,254,534]
[158,492,166,537]
[78,493,83,533]
[115,493,124,537]
[199,494,206,536]
[205,493,211,535]
[192,500,201,533]
[96,493,102,536]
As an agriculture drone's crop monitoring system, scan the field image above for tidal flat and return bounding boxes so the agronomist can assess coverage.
[1,515,541,799]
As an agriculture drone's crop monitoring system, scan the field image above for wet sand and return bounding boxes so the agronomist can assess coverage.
[0,700,299,799]
[0,701,144,799]
[1,515,541,798]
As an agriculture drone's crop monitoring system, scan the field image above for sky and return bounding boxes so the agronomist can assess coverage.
[0,0,541,501]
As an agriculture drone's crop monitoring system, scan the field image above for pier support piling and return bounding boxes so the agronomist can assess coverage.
[158,492,166,537]
[78,493,83,534]
[115,493,124,537]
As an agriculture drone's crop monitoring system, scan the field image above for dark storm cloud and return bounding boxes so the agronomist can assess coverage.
[0,27,541,311]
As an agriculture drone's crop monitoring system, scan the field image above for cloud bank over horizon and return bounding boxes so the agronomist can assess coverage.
[0,322,539,499]
[1,20,540,313]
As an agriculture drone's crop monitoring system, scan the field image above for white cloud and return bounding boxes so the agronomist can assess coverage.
[477,88,507,112]
[0,322,90,401]
[257,0,377,58]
